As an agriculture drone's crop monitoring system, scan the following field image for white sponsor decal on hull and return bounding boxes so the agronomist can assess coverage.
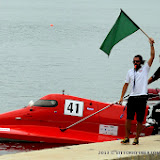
[0,128,10,132]
[99,124,118,136]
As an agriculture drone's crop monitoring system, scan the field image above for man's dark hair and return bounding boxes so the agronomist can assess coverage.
[134,55,145,64]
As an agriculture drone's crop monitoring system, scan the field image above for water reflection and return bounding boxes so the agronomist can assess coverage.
[0,142,69,155]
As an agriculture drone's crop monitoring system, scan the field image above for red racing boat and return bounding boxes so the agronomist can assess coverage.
[0,93,157,144]
[148,88,160,101]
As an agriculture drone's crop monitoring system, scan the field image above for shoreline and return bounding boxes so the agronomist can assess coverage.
[0,135,160,160]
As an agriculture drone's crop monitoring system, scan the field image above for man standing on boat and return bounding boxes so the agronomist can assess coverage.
[148,56,160,128]
[119,37,155,145]
[148,66,160,84]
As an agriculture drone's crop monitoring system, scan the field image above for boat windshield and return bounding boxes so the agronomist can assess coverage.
[33,100,58,107]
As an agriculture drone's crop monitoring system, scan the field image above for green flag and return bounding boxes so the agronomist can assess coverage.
[100,10,140,56]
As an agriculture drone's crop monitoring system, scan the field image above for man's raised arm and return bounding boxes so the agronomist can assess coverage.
[148,37,155,67]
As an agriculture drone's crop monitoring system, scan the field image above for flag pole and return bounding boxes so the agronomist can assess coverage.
[120,9,150,39]
[139,28,150,39]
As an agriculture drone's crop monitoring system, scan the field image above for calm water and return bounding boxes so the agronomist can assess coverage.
[0,0,159,155]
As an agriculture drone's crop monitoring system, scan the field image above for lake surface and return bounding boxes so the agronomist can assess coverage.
[0,0,159,155]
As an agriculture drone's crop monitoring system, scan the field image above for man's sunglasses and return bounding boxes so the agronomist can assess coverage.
[133,60,140,63]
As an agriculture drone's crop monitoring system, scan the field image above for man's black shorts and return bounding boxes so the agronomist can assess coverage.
[127,95,148,123]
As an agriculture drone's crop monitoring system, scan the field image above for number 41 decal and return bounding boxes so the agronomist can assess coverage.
[64,100,84,117]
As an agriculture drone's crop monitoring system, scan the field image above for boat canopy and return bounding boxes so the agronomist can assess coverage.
[33,100,58,107]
